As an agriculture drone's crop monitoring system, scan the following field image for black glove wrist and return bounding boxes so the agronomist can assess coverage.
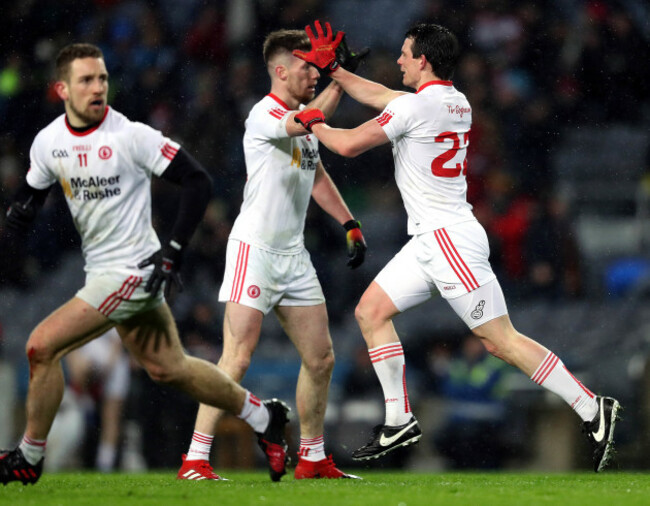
[343,219,361,231]
[137,240,185,297]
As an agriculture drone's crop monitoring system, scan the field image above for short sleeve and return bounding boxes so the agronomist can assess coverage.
[128,122,181,177]
[26,132,57,190]
[375,94,414,142]
[247,102,292,141]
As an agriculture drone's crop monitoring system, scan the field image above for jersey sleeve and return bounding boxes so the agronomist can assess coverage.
[246,102,292,141]
[375,94,415,142]
[26,131,57,190]
[128,121,181,177]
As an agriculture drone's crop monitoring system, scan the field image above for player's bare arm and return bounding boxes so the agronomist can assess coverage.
[307,80,344,119]
[330,67,405,111]
[285,81,344,137]
[311,161,354,224]
[311,117,390,158]
[311,161,367,269]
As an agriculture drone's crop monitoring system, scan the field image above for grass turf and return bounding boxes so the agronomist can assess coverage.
[1,471,649,506]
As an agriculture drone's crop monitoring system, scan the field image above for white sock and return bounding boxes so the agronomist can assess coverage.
[238,392,269,433]
[531,351,599,421]
[186,431,214,462]
[19,435,46,465]
[96,442,117,472]
[369,343,412,426]
[298,435,326,462]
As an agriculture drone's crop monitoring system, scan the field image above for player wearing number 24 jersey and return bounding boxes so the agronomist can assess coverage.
[294,21,619,471]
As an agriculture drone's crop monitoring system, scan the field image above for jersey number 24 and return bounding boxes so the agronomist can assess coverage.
[431,131,469,177]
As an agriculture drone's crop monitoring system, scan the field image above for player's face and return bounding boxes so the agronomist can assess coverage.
[286,57,320,105]
[397,38,420,89]
[62,57,109,127]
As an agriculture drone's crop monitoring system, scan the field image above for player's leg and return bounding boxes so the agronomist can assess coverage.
[450,279,620,471]
[0,297,114,485]
[118,302,290,480]
[472,311,620,471]
[274,304,358,479]
[352,240,431,461]
[179,302,263,481]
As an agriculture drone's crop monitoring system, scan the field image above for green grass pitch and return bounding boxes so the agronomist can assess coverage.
[2,471,649,506]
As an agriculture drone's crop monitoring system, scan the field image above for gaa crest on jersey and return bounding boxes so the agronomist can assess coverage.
[247,285,261,299]
[98,146,112,160]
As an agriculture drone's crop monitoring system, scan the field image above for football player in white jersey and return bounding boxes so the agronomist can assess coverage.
[294,22,620,472]
[178,26,366,481]
[0,43,290,485]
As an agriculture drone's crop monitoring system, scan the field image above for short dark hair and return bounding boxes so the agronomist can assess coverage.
[262,30,310,65]
[55,43,104,81]
[404,24,459,80]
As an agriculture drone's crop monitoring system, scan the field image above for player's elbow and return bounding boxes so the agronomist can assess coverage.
[337,143,363,158]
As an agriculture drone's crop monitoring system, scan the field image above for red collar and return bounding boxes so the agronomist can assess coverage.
[65,106,109,136]
[416,80,453,94]
[267,93,290,110]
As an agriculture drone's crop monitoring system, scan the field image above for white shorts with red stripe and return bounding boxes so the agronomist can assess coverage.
[218,239,325,314]
[375,219,507,329]
[76,268,164,322]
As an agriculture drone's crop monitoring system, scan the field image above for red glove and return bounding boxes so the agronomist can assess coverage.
[294,109,326,132]
[293,20,345,73]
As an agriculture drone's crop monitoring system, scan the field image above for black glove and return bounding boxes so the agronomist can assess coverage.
[6,197,36,233]
[343,219,367,269]
[335,35,370,73]
[137,241,184,298]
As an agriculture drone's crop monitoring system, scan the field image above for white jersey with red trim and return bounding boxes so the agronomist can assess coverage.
[229,94,321,254]
[378,80,475,235]
[26,106,180,272]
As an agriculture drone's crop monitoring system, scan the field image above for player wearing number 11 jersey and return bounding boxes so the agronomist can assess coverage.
[294,22,620,472]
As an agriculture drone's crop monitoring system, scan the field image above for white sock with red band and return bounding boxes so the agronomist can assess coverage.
[19,434,46,465]
[531,351,599,421]
[298,435,326,462]
[186,431,214,462]
[369,342,412,426]
[238,391,269,433]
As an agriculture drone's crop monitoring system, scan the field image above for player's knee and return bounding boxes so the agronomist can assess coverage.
[355,299,380,332]
[303,348,335,378]
[25,330,57,366]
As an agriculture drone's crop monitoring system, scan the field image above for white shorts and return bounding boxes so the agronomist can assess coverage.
[218,239,325,315]
[375,220,508,329]
[76,267,164,323]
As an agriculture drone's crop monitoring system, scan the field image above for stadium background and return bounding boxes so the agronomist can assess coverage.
[0,0,649,472]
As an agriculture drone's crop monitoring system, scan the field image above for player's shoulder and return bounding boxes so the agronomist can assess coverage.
[251,94,289,119]
[32,113,66,147]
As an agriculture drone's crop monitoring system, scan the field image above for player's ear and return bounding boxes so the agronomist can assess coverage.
[54,80,69,101]
[274,64,289,81]
[418,54,428,71]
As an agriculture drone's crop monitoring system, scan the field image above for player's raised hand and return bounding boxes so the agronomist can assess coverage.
[294,108,326,132]
[138,241,184,298]
[293,20,345,73]
[343,220,367,269]
[336,35,370,73]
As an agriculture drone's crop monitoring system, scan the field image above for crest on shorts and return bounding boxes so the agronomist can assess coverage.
[247,285,261,299]
[471,300,485,319]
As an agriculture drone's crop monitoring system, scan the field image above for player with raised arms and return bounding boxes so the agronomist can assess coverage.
[176,25,367,481]
[293,21,620,472]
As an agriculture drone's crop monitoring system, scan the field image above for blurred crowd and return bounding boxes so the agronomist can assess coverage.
[0,0,649,470]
